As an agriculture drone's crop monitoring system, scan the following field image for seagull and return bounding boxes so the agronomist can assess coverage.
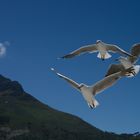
[105,43,140,77]
[105,63,140,77]
[51,67,134,109]
[106,56,139,77]
[60,40,133,60]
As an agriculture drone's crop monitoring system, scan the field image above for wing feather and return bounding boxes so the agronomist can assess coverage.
[61,44,98,58]
[51,68,80,90]
[106,44,132,57]
[105,64,124,77]
[91,72,122,95]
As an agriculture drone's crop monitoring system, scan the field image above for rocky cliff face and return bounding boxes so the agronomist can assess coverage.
[0,75,139,140]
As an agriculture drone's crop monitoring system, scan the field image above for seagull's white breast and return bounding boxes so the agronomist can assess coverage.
[97,43,106,51]
[80,86,93,103]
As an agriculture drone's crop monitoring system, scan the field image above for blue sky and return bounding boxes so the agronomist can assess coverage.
[0,0,140,134]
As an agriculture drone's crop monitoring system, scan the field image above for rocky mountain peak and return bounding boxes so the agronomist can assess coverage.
[0,75,24,96]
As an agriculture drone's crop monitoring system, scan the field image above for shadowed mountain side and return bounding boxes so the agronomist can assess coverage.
[0,75,139,140]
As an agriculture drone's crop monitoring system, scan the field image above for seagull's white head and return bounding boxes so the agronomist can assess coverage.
[96,40,102,44]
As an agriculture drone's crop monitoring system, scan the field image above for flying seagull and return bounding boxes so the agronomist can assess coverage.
[105,43,140,77]
[51,67,134,109]
[117,57,140,76]
[105,56,140,77]
[105,63,140,77]
[60,40,133,60]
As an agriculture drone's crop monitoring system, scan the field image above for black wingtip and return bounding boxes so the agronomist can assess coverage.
[88,104,95,109]
[60,54,74,59]
[104,74,108,77]
[89,106,94,109]
[58,56,67,59]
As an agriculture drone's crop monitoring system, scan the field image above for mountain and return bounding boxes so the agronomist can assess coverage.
[0,75,139,140]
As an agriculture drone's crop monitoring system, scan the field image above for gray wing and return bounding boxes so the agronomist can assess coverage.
[128,43,140,63]
[106,44,132,57]
[51,68,81,90]
[105,64,125,77]
[91,71,122,95]
[130,43,140,56]
[61,44,98,59]
[92,66,135,95]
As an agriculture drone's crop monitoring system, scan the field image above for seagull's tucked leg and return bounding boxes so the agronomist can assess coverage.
[88,98,99,109]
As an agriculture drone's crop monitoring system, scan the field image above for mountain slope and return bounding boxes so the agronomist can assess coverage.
[0,75,139,140]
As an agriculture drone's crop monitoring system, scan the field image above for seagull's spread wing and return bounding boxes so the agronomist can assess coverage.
[51,68,81,90]
[91,66,135,96]
[91,72,122,95]
[105,64,125,77]
[128,43,140,63]
[61,44,98,59]
[106,44,132,57]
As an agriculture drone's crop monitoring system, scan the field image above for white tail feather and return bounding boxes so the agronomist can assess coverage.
[93,98,99,108]
[97,52,101,58]
[105,52,112,59]
[97,52,111,59]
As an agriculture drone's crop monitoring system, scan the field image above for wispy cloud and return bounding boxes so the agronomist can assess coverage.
[0,41,10,57]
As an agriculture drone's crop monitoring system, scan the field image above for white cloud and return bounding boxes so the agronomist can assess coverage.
[0,41,10,57]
